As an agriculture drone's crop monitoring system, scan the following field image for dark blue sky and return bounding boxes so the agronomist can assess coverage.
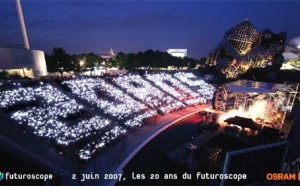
[0,1,299,58]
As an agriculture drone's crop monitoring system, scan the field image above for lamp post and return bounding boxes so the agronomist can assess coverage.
[79,60,85,75]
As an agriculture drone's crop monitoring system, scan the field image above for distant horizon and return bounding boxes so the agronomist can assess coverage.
[1,1,300,59]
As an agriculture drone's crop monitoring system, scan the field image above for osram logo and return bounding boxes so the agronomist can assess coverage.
[266,172,300,181]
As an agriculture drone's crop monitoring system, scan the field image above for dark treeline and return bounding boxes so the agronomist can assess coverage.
[45,47,205,73]
[45,47,103,73]
[106,50,200,70]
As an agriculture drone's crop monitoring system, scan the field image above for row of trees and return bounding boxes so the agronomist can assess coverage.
[45,48,206,73]
[46,48,103,73]
[106,50,202,70]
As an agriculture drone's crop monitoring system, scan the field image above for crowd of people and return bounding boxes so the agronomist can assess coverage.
[145,73,205,106]
[10,84,118,145]
[0,72,215,160]
[78,125,127,160]
[0,87,35,109]
[174,72,215,101]
[62,77,156,127]
[113,74,185,114]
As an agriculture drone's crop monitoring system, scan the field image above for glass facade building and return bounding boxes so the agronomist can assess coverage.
[207,19,286,79]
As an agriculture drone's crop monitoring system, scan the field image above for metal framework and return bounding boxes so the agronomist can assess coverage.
[207,19,286,79]
[233,93,249,111]
[249,53,271,68]
[222,50,276,79]
[215,82,299,132]
[215,84,228,112]
[228,19,260,55]
[262,83,299,130]
[221,64,241,79]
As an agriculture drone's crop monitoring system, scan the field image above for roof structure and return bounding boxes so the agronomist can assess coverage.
[290,36,300,48]
[227,80,288,93]
[99,48,115,59]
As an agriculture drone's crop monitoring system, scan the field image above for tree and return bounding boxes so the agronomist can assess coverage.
[46,47,72,73]
[152,50,171,69]
[272,53,284,71]
[115,52,126,68]
[123,53,136,70]
[71,55,81,75]
[173,56,183,69]
[105,58,117,68]
[84,53,102,69]
[188,58,197,69]
[0,70,9,78]
[45,53,54,72]
[104,52,125,68]
[182,57,189,67]
[143,50,155,69]
[198,57,207,67]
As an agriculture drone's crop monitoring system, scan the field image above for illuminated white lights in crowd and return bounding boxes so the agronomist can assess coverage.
[0,72,215,160]
[174,72,215,100]
[145,73,205,105]
[8,84,125,159]
[62,78,155,124]
[113,74,185,114]
[0,87,35,109]
[78,126,127,160]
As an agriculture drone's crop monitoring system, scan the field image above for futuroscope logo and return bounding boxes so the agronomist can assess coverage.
[0,171,4,181]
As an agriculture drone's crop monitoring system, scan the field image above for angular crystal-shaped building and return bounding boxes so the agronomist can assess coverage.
[207,19,286,79]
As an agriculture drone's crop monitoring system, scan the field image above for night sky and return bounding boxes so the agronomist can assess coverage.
[0,1,300,58]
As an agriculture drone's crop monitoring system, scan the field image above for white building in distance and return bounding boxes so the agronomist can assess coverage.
[99,48,115,60]
[167,49,187,58]
[283,36,300,61]
[0,0,47,77]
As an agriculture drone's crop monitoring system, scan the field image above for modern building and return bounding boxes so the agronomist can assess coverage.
[283,36,300,61]
[0,46,47,77]
[99,48,115,60]
[0,0,47,77]
[288,36,300,49]
[167,49,187,58]
[207,19,286,78]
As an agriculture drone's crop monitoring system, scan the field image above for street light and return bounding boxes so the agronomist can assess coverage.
[79,60,85,67]
[79,60,85,76]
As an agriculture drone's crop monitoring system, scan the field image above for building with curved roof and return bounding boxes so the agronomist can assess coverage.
[0,46,47,77]
[0,0,47,77]
[289,36,300,48]
[283,36,300,61]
